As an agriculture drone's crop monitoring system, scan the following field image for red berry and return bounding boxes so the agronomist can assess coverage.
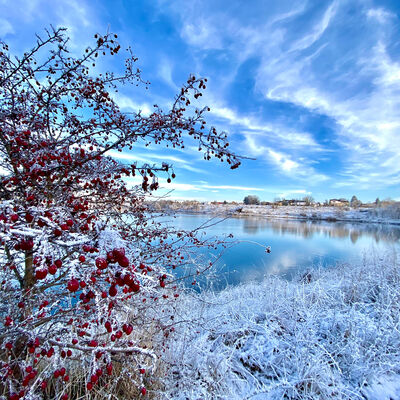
[95,257,108,270]
[131,282,140,292]
[35,269,48,280]
[108,285,117,297]
[55,259,62,268]
[141,387,147,395]
[112,248,125,260]
[20,239,34,251]
[106,363,113,375]
[79,255,85,262]
[67,279,79,292]
[48,265,57,275]
[10,214,19,222]
[118,256,129,268]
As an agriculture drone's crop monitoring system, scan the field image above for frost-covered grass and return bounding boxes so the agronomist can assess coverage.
[162,250,400,399]
[156,202,400,226]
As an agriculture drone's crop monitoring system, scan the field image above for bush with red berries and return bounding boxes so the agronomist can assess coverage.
[0,27,240,399]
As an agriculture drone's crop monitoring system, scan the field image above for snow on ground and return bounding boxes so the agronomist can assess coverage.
[154,203,400,226]
[162,250,400,399]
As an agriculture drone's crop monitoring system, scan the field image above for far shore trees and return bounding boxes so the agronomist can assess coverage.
[243,195,260,205]
[0,27,241,399]
[350,195,362,208]
[302,195,315,206]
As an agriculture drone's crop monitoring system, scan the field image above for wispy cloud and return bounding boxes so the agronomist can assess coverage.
[244,136,328,184]
[289,1,337,52]
[366,8,396,24]
[277,189,311,199]
[0,18,14,36]
[180,18,224,50]
[158,58,178,90]
[112,94,152,117]
[202,184,264,192]
[4,0,400,201]
[107,150,206,174]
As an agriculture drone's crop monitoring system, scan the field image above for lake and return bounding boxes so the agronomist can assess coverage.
[165,214,400,290]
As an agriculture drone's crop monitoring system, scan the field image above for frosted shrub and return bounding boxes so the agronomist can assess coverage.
[0,27,240,399]
[164,251,400,399]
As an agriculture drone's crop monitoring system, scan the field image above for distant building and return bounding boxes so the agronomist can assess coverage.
[329,198,349,206]
[283,199,307,206]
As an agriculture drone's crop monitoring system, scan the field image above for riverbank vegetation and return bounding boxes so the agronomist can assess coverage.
[149,201,400,225]
[162,249,400,399]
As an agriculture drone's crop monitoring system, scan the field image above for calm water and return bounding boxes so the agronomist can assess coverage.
[166,214,400,290]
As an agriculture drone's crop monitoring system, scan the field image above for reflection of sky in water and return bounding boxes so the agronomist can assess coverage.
[168,215,400,290]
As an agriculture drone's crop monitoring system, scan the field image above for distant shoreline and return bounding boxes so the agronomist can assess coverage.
[149,203,400,226]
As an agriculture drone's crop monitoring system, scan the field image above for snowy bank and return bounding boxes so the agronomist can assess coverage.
[150,203,400,226]
[162,250,400,399]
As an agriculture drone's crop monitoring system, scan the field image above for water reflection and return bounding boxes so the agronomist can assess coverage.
[171,214,400,289]
[240,217,400,244]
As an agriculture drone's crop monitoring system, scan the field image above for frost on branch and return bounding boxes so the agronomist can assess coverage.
[0,27,240,399]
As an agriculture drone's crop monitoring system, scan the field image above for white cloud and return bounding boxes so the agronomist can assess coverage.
[168,0,400,191]
[0,18,14,36]
[244,136,328,184]
[112,94,152,117]
[268,149,298,172]
[366,8,396,24]
[180,19,223,50]
[158,180,208,192]
[248,15,400,190]
[202,185,264,192]
[289,1,337,52]
[158,58,178,89]
[107,150,206,174]
[210,104,324,151]
[277,189,311,199]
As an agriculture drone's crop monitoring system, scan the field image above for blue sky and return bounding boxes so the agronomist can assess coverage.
[1,0,400,203]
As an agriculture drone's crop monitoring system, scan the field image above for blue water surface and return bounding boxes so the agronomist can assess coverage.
[163,214,400,290]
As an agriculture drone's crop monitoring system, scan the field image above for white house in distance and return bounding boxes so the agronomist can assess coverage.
[329,198,350,206]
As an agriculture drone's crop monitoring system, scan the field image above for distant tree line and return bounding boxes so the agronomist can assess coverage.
[243,195,261,205]
[241,194,395,208]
